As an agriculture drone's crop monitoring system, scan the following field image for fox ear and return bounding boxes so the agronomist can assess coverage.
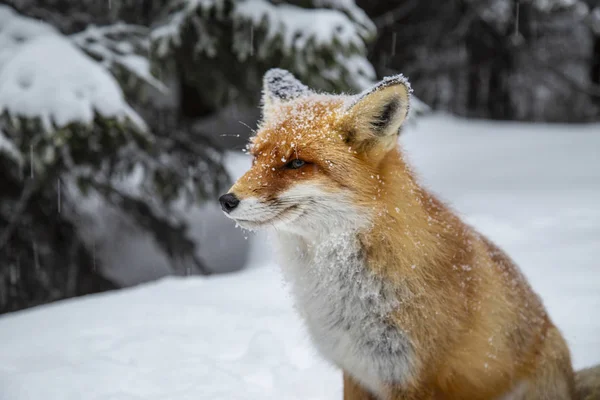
[342,75,411,146]
[262,68,310,113]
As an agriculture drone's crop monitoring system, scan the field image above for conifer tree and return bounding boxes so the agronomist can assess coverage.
[0,0,376,313]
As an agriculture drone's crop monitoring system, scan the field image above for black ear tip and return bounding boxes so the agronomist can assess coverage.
[263,68,310,102]
[264,68,293,82]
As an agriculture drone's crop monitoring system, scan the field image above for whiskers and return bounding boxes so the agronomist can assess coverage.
[227,185,366,235]
[229,200,305,231]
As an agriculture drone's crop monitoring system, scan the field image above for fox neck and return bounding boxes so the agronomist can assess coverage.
[359,147,468,279]
[274,146,448,275]
[271,148,466,393]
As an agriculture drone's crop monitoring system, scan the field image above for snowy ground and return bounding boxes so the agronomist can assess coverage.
[1,114,599,400]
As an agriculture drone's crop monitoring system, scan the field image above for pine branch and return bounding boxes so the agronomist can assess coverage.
[86,177,212,276]
[0,178,39,252]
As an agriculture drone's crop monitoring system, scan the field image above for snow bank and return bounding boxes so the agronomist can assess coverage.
[0,114,599,399]
[0,267,337,400]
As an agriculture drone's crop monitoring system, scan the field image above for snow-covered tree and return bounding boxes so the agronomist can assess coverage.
[0,0,377,312]
[0,5,227,312]
[150,0,376,115]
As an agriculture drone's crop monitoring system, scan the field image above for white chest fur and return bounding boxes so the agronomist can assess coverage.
[277,232,414,397]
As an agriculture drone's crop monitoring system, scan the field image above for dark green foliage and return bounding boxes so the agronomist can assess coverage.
[0,109,229,312]
[0,1,375,313]
[150,0,376,113]
[359,0,600,122]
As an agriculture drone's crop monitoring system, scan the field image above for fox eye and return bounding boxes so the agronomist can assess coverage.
[286,159,306,169]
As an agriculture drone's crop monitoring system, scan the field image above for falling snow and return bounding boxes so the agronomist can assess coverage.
[1,114,599,399]
[57,178,61,213]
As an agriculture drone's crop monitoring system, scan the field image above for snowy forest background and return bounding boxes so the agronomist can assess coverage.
[1,0,600,314]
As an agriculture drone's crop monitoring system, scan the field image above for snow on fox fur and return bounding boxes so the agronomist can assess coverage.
[220,69,576,399]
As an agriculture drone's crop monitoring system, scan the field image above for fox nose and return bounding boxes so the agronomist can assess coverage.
[219,193,240,213]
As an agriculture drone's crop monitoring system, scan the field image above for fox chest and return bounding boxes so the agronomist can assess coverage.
[278,234,414,396]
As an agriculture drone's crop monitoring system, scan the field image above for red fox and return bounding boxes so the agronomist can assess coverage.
[220,69,576,399]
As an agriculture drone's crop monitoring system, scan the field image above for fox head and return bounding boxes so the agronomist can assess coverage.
[220,68,412,235]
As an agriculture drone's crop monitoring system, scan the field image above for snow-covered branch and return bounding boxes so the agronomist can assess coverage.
[150,0,376,92]
[0,5,145,134]
[71,23,169,95]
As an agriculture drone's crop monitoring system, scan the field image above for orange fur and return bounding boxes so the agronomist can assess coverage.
[226,72,576,399]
